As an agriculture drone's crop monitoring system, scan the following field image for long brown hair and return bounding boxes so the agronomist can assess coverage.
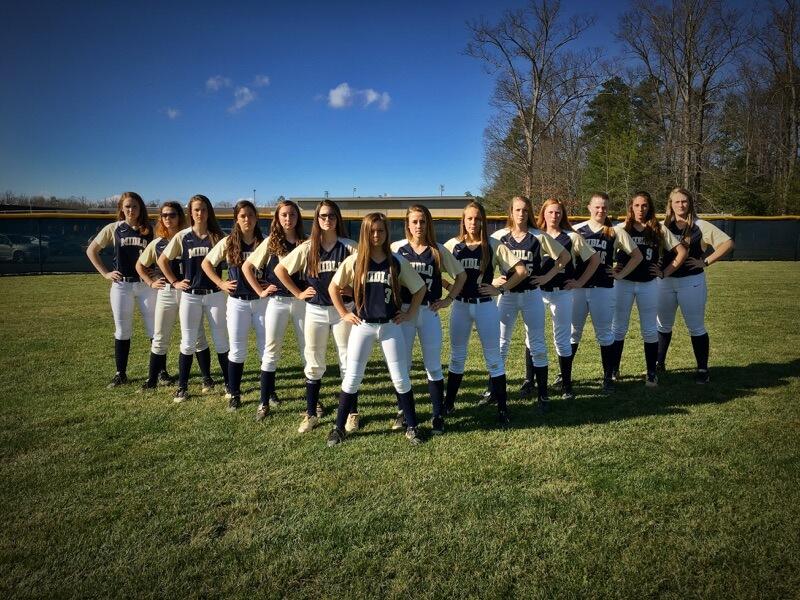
[458,201,491,274]
[117,192,151,236]
[155,201,186,239]
[226,200,264,267]
[267,200,305,258]
[504,195,537,230]
[188,195,224,246]
[536,198,573,232]
[353,213,400,314]
[665,187,698,246]
[308,200,345,278]
[624,191,661,247]
[589,192,616,238]
[404,204,441,271]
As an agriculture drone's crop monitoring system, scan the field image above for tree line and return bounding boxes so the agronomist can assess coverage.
[469,0,800,216]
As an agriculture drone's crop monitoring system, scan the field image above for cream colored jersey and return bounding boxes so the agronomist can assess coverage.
[280,237,357,306]
[390,240,465,304]
[663,218,732,278]
[443,236,523,300]
[489,228,567,292]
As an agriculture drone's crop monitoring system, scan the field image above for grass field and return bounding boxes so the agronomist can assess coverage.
[1,263,799,599]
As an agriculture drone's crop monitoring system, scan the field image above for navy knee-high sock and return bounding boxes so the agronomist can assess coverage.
[644,342,659,374]
[657,331,672,366]
[335,391,358,430]
[260,370,275,406]
[305,379,321,417]
[217,352,229,385]
[228,360,244,396]
[571,342,579,357]
[691,333,710,371]
[445,372,463,408]
[613,339,625,373]
[428,378,444,418]
[534,366,548,399]
[600,344,613,380]
[490,374,508,412]
[196,348,211,378]
[178,352,193,389]
[114,339,131,375]
[146,352,161,385]
[397,390,418,428]
[525,347,534,382]
[558,355,574,392]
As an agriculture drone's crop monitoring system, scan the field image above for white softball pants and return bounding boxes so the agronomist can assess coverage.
[657,273,708,337]
[571,286,615,347]
[151,287,208,355]
[110,280,156,340]
[341,321,411,394]
[226,296,268,363]
[261,295,306,371]
[498,289,547,367]
[303,303,352,381]
[612,279,659,343]
[541,289,573,357]
[179,291,229,355]
[449,299,504,377]
[399,304,443,381]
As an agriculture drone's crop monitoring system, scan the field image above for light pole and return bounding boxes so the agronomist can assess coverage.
[353,187,356,198]
[439,184,444,197]
[253,188,256,204]
[324,190,329,199]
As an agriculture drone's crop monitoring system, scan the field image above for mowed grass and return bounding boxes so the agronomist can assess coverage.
[1,263,799,599]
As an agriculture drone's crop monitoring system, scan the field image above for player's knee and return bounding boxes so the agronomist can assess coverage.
[687,324,707,337]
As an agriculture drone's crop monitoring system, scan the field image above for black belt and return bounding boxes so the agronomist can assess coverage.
[231,294,259,301]
[457,297,493,304]
[119,276,140,283]
[364,317,392,323]
[186,288,215,295]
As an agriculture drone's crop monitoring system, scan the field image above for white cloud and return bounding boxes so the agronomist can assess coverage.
[206,75,232,92]
[228,86,256,113]
[164,107,181,120]
[252,74,270,87]
[327,82,391,110]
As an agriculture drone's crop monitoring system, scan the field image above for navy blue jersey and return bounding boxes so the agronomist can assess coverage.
[662,221,703,278]
[166,229,221,291]
[155,237,183,279]
[541,231,575,291]
[495,231,544,292]
[616,227,660,283]
[95,221,152,279]
[449,242,493,300]
[357,256,401,320]
[393,243,441,304]
[226,240,260,297]
[573,223,615,289]
[307,240,352,307]
[265,239,308,297]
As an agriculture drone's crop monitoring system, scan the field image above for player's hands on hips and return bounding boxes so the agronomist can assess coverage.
[430,297,453,312]
[393,310,413,324]
[649,264,664,279]
[686,257,705,269]
[105,270,123,282]
[563,279,579,290]
[612,265,624,280]
[173,279,190,290]
[530,275,550,287]
[492,276,507,288]
[342,312,361,326]
[297,287,316,301]
[219,280,237,293]
[479,283,502,296]
[263,284,279,297]
[150,277,166,290]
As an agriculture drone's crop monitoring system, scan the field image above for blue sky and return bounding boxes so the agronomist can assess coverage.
[1,0,629,204]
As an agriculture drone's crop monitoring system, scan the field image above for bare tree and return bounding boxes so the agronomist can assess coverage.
[466,0,601,198]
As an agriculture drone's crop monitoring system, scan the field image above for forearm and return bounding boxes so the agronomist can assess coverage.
[448,273,466,298]
[136,261,156,287]
[329,284,349,317]
[241,261,265,295]
[201,260,226,290]
[275,265,302,298]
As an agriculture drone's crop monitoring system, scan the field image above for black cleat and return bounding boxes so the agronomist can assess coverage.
[443,400,455,416]
[695,369,710,385]
[602,378,615,394]
[405,426,423,445]
[201,377,215,393]
[173,388,188,403]
[611,369,620,382]
[537,396,551,414]
[158,370,175,386]
[656,362,666,373]
[326,427,346,447]
[646,372,658,387]
[107,372,128,389]
[553,372,563,387]
[431,416,445,435]
[227,395,241,412]
[517,380,534,399]
[254,404,269,421]
[561,388,575,401]
[391,411,406,431]
[268,391,281,408]
[316,401,325,418]
[138,379,157,393]
[497,410,511,428]
[478,388,495,406]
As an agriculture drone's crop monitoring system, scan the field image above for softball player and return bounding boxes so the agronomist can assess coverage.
[390,204,467,435]
[611,191,686,386]
[534,198,599,400]
[136,201,212,390]
[202,200,265,411]
[326,212,427,446]
[489,196,569,413]
[273,200,357,434]
[443,201,528,425]
[242,199,308,421]
[86,192,156,388]
[570,193,643,393]
[656,187,734,384]
[158,195,230,403]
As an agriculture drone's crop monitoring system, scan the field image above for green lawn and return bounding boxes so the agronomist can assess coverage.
[1,263,799,599]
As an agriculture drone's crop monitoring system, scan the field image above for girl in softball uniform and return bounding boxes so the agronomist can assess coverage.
[443,201,528,425]
[535,198,600,400]
[390,204,467,435]
[656,187,734,384]
[570,193,642,393]
[242,200,307,421]
[327,212,426,446]
[86,192,156,388]
[136,201,212,390]
[202,200,265,412]
[489,196,569,413]
[274,200,357,434]
[158,195,230,403]
[610,191,687,387]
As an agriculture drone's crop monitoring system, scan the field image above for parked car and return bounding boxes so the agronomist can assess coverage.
[7,234,50,262]
[0,234,13,262]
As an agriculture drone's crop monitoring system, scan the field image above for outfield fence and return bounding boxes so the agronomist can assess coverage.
[0,212,798,275]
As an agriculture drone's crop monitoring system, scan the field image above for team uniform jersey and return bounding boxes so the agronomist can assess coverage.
[138,237,183,280]
[247,236,308,297]
[163,227,221,291]
[572,221,638,288]
[93,221,152,279]
[539,231,595,291]
[661,219,731,278]
[280,238,357,307]
[389,240,465,304]
[206,236,264,299]
[443,237,522,300]
[490,228,567,291]
[333,253,425,320]
[615,223,681,283]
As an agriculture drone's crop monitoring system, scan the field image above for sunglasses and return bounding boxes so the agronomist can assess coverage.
[161,212,178,218]
[318,213,337,220]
